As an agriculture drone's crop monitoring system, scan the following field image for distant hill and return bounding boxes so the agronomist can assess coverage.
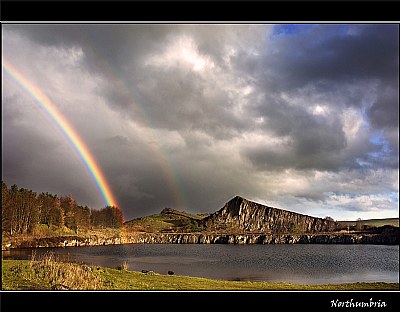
[124,196,398,234]
[124,208,209,232]
[337,218,399,229]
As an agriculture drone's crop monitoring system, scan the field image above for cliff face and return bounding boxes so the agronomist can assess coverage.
[199,196,336,234]
[4,231,398,249]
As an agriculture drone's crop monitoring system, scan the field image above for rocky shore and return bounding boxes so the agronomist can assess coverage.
[2,232,398,250]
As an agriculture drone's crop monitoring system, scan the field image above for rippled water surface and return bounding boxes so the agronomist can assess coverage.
[3,244,399,284]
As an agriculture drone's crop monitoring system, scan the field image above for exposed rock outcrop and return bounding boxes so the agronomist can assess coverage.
[199,196,336,233]
[4,231,398,249]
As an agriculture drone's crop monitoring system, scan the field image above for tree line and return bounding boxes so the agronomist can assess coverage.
[2,181,124,235]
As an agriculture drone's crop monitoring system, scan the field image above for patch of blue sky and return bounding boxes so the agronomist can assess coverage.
[272,24,311,37]
[368,131,391,157]
[271,24,352,38]
[273,24,303,36]
[389,192,398,202]
[391,193,399,214]
[369,132,384,145]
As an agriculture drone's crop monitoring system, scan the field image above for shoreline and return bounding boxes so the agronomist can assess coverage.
[2,259,399,291]
[2,231,399,250]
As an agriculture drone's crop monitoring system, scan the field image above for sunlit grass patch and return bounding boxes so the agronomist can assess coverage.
[2,259,399,291]
[3,252,103,290]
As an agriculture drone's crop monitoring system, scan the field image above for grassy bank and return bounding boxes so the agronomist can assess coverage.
[2,256,398,291]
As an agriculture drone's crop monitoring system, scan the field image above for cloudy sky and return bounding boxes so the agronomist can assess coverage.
[2,24,399,221]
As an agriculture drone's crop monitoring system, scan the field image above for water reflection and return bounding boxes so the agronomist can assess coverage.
[3,244,399,285]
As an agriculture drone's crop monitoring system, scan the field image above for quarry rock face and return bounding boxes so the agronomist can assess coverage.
[6,231,398,249]
[199,196,336,233]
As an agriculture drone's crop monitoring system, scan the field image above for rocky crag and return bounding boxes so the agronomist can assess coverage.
[3,231,398,249]
[199,196,336,233]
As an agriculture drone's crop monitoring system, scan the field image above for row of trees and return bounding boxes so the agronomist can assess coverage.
[2,181,124,235]
[325,216,366,232]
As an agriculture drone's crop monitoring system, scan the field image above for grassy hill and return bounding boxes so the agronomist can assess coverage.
[124,208,209,233]
[337,218,399,229]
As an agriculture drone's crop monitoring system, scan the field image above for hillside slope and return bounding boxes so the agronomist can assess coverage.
[124,208,209,232]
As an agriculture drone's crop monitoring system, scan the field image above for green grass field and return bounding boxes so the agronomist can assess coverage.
[337,218,399,228]
[2,258,398,291]
[124,208,208,232]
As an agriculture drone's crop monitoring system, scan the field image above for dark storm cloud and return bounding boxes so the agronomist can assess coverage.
[241,88,396,172]
[368,82,399,129]
[242,95,347,170]
[130,66,247,140]
[10,24,263,138]
[2,115,95,201]
[2,24,398,220]
[12,24,262,77]
[98,25,264,140]
[254,24,398,90]
[238,24,399,173]
[2,83,64,184]
[237,24,398,155]
[10,25,167,64]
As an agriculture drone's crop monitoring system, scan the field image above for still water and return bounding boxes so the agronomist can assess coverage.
[3,244,399,284]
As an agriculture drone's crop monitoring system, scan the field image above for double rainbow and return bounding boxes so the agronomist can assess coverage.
[3,59,119,208]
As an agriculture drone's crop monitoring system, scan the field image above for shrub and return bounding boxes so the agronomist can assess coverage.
[288,222,302,234]
[116,261,128,271]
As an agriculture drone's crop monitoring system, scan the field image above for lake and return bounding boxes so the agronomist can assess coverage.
[2,244,399,285]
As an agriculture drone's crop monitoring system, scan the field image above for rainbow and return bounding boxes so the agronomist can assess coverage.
[82,44,188,211]
[3,59,119,208]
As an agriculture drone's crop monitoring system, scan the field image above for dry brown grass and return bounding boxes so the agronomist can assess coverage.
[23,251,104,290]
